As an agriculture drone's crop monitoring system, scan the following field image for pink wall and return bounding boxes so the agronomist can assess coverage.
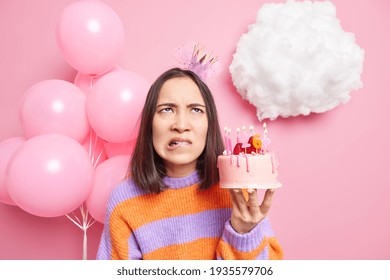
[1,0,389,259]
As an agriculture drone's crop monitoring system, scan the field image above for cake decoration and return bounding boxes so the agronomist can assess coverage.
[261,122,271,153]
[218,123,281,189]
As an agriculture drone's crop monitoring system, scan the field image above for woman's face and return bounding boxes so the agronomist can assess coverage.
[152,77,208,177]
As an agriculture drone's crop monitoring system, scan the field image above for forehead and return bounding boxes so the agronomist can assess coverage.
[158,77,204,103]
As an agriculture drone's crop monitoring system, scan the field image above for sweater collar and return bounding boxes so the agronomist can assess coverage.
[162,171,200,189]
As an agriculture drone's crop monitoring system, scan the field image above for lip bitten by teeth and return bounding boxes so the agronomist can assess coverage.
[169,141,190,146]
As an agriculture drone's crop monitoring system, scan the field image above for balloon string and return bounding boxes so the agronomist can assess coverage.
[66,213,82,229]
[65,203,96,260]
[88,129,100,166]
[93,141,107,169]
[83,229,88,261]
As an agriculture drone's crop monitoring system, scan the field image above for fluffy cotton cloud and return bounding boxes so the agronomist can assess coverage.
[229,0,364,121]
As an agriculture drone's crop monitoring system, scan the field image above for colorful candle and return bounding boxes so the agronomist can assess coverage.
[262,122,271,152]
[249,125,255,135]
[224,127,229,155]
[263,122,268,138]
[227,128,232,155]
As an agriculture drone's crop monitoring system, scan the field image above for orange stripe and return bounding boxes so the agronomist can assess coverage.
[109,212,132,259]
[143,238,219,260]
[268,237,284,260]
[108,183,231,259]
[216,238,268,260]
[115,183,231,230]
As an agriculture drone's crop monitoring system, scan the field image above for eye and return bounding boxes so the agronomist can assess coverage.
[159,107,173,113]
[191,107,204,114]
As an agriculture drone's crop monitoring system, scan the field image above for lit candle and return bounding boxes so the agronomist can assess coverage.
[262,122,271,152]
[227,128,232,155]
[236,128,240,143]
[249,125,254,135]
[240,126,249,153]
[224,127,229,155]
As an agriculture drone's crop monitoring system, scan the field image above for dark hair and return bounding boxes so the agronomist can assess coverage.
[129,68,224,193]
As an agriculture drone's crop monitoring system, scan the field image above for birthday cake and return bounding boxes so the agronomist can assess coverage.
[217,124,282,189]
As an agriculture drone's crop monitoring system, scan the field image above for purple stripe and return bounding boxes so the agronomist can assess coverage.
[162,171,200,188]
[222,217,275,253]
[97,179,145,259]
[128,234,142,259]
[106,179,145,215]
[256,245,269,260]
[258,217,275,237]
[133,208,231,254]
[97,172,202,260]
[96,228,111,259]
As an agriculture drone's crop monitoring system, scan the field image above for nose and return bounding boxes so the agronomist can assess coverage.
[171,111,190,133]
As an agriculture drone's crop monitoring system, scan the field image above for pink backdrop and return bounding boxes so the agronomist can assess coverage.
[1,0,389,259]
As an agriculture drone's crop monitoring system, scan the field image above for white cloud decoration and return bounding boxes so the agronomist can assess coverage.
[229,0,365,121]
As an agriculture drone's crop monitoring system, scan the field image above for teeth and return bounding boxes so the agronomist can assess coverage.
[169,141,189,147]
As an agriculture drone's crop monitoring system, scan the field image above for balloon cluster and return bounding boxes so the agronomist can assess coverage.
[0,1,150,224]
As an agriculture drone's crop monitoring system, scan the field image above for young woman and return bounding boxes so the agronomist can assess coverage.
[97,68,283,260]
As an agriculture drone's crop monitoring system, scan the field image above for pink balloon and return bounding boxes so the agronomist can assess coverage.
[86,155,130,223]
[87,70,150,143]
[0,137,25,205]
[20,79,90,142]
[6,134,93,218]
[56,0,125,75]
[105,137,137,158]
[74,65,122,95]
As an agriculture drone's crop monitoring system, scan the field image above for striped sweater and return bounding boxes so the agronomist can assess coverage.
[97,171,283,260]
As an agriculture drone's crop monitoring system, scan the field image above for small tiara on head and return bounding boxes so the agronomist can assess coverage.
[173,42,221,82]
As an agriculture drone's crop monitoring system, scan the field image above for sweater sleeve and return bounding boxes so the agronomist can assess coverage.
[96,186,143,260]
[96,222,112,260]
[216,217,283,260]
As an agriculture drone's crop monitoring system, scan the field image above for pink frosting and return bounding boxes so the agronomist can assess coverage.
[217,152,281,189]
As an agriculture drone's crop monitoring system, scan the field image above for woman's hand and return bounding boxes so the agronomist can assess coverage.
[229,188,275,234]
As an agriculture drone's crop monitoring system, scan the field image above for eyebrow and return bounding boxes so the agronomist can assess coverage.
[156,103,206,108]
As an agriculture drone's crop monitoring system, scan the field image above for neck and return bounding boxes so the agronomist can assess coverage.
[164,162,197,178]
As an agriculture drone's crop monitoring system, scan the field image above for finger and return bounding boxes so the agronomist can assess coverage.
[228,189,239,209]
[247,188,260,215]
[229,189,248,213]
[259,188,275,215]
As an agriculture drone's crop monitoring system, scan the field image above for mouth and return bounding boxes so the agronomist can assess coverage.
[167,139,192,149]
